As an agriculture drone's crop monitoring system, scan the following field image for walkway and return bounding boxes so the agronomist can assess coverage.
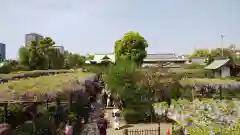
[80,94,104,135]
[105,109,172,135]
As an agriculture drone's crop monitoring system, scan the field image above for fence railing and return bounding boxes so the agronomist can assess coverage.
[122,123,162,135]
[123,128,160,135]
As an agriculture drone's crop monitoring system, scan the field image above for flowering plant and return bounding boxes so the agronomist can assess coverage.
[153,98,240,135]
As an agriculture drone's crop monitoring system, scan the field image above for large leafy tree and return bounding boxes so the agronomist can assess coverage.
[18,47,30,66]
[190,48,234,64]
[104,60,178,123]
[190,48,233,59]
[18,36,85,70]
[64,52,85,69]
[114,31,148,64]
[189,49,210,59]
[86,54,94,60]
[210,48,233,58]
[47,47,65,69]
[28,41,46,69]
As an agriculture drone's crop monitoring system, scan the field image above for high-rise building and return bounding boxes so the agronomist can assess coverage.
[25,33,43,48]
[54,45,64,54]
[0,43,6,60]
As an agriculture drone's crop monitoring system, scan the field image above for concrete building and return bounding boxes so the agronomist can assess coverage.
[54,45,64,54]
[25,33,43,48]
[0,43,6,60]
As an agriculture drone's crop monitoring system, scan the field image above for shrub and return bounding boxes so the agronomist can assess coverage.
[83,65,106,74]
[123,109,145,124]
[0,63,13,73]
[15,65,31,71]
[174,69,213,78]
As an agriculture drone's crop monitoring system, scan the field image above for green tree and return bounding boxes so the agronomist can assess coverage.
[47,47,65,69]
[64,53,85,69]
[104,60,152,123]
[28,41,46,69]
[18,47,30,66]
[189,49,210,59]
[114,31,148,64]
[18,36,86,70]
[39,37,55,49]
[86,54,94,60]
[210,48,233,58]
[39,37,56,69]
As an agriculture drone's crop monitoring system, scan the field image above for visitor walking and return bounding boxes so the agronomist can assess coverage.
[97,113,108,135]
[102,91,108,107]
[64,121,73,135]
[112,106,121,130]
[107,94,111,107]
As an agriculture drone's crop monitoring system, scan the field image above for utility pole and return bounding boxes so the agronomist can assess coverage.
[221,35,224,57]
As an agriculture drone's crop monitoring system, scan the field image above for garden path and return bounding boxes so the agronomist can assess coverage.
[79,94,103,135]
[79,94,172,135]
[105,109,172,135]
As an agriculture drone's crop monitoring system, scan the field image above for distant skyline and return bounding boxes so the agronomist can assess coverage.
[1,0,240,59]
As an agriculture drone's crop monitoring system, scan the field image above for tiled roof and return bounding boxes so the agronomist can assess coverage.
[144,53,186,61]
[205,59,230,70]
[92,53,187,62]
[145,53,177,59]
[93,54,115,63]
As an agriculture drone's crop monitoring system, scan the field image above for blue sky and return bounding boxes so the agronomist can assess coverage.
[1,0,240,59]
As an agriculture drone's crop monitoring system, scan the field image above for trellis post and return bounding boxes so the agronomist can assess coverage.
[219,86,223,100]
[68,92,73,125]
[3,103,8,123]
[123,129,128,135]
[158,122,161,135]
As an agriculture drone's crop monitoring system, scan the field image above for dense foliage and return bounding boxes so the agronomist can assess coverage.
[153,98,240,135]
[104,61,183,123]
[190,48,233,59]
[0,71,94,101]
[16,37,86,71]
[114,31,148,64]
[0,73,101,135]
[104,60,152,123]
[86,54,94,60]
[180,78,240,89]
[189,47,239,64]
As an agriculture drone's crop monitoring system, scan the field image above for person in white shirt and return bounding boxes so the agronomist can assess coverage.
[112,106,121,130]
[107,94,111,107]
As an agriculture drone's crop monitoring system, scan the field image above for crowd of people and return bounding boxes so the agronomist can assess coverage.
[98,89,123,133]
[60,87,122,135]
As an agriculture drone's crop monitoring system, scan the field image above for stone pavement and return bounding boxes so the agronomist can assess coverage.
[80,94,104,135]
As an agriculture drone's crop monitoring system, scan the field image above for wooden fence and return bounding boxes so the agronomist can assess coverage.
[123,129,160,135]
[123,123,161,135]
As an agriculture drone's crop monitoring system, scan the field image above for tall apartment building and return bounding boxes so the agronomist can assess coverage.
[54,45,64,54]
[25,33,43,48]
[0,43,6,60]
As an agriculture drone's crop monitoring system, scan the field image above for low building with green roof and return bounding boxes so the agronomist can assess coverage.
[204,58,240,77]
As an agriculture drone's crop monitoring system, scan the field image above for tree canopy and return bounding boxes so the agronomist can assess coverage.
[189,49,210,59]
[18,37,85,70]
[114,31,148,64]
[190,48,233,60]
[86,54,94,60]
